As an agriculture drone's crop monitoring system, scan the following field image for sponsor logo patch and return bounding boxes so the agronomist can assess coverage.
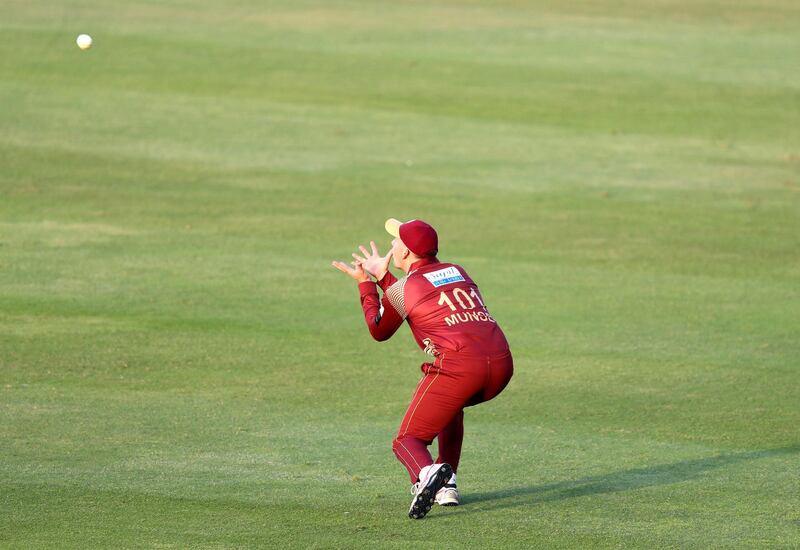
[423,266,465,287]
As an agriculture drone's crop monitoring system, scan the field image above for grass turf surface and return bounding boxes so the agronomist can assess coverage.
[2,0,799,547]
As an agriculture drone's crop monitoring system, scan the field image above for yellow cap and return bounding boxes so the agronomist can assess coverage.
[385,218,402,238]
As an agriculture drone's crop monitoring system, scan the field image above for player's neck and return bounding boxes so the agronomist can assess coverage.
[406,256,439,273]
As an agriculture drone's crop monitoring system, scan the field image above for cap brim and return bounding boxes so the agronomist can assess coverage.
[385,218,402,238]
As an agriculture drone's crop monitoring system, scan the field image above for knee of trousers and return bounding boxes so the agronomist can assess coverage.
[392,434,431,452]
[391,436,405,452]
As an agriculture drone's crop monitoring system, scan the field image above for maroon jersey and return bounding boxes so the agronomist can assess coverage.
[357,257,509,356]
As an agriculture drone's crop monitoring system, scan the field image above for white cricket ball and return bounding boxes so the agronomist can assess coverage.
[76,34,93,50]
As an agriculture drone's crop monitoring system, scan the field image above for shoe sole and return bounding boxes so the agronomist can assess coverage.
[408,463,452,519]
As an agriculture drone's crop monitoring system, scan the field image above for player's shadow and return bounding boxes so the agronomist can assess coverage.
[450,444,799,515]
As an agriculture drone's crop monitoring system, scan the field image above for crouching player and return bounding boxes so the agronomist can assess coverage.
[332,219,513,519]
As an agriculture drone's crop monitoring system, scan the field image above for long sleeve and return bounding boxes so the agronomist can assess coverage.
[377,271,398,291]
[358,280,404,342]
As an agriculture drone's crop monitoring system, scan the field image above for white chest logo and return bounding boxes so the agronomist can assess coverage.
[423,267,465,287]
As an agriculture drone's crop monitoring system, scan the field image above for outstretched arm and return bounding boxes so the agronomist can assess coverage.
[332,250,403,341]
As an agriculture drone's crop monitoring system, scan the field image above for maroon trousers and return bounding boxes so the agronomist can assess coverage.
[392,350,513,482]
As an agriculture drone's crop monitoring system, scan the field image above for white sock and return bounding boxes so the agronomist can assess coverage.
[448,473,456,485]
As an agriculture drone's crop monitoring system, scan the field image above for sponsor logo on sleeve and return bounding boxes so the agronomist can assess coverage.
[423,266,465,287]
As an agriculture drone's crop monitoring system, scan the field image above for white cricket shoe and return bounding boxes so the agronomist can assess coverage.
[411,478,459,506]
[435,483,460,506]
[407,463,452,519]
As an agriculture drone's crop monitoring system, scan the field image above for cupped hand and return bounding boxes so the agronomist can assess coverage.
[351,241,392,281]
[331,259,371,283]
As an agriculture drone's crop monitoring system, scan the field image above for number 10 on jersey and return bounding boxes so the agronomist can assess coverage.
[438,287,486,312]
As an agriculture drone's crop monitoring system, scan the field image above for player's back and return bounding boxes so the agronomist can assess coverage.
[392,260,509,357]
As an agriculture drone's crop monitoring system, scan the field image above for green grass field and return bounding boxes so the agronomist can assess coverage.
[2,1,799,547]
